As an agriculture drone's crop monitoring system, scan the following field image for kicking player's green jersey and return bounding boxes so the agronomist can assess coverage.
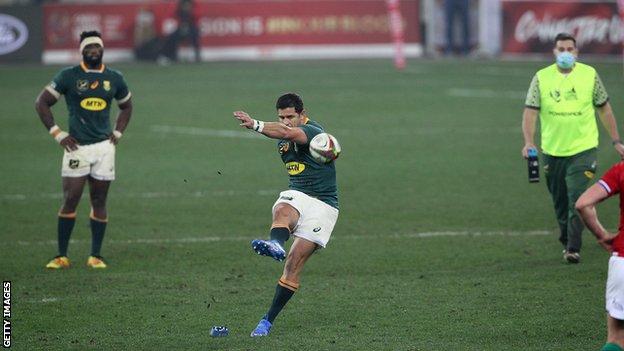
[46,62,131,145]
[277,118,339,209]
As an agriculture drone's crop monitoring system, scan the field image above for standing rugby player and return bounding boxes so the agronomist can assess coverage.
[35,31,133,269]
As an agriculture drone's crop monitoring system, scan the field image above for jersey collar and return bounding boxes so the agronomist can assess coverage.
[80,61,106,73]
[302,116,309,124]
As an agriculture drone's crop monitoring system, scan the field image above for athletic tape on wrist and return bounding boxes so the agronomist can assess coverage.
[253,120,265,133]
[113,130,122,139]
[54,131,69,143]
[49,125,68,143]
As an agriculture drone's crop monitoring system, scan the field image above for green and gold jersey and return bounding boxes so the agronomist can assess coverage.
[278,118,339,209]
[46,62,131,145]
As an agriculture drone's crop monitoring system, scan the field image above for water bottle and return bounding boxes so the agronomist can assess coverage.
[527,148,539,183]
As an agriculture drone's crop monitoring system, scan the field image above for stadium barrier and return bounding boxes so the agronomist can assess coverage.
[42,0,422,64]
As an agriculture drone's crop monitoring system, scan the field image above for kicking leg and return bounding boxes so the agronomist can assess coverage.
[251,236,318,337]
[251,203,299,261]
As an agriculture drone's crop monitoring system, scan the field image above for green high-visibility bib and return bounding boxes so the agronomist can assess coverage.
[537,62,597,157]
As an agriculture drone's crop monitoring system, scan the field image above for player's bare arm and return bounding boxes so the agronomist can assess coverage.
[233,110,307,144]
[35,88,79,152]
[110,99,133,145]
[521,107,538,158]
[597,102,624,158]
[576,183,617,251]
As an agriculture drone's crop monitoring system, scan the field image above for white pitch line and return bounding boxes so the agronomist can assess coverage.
[447,88,526,99]
[1,189,277,201]
[13,230,551,247]
[151,125,263,139]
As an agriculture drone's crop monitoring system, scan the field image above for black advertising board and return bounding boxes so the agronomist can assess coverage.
[0,5,42,63]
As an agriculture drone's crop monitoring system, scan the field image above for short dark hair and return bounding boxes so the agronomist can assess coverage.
[554,33,576,47]
[276,93,304,113]
[79,30,102,43]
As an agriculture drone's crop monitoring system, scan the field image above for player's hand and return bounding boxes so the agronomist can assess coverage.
[59,136,79,152]
[522,143,537,159]
[109,134,120,145]
[598,232,617,252]
[233,111,254,129]
[614,142,624,159]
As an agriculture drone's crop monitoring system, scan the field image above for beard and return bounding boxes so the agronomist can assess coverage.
[83,52,103,67]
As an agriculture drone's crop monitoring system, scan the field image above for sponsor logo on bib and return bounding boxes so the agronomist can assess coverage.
[80,97,107,111]
[286,162,305,175]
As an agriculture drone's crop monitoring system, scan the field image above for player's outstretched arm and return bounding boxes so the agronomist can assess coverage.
[233,111,307,144]
[576,183,616,251]
[110,99,133,145]
[35,89,78,151]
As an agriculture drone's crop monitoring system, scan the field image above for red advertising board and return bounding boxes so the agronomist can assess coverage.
[502,0,622,55]
[43,0,420,59]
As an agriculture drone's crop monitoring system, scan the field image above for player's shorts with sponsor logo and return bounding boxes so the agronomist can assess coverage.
[61,139,115,181]
[607,253,624,319]
[272,189,339,248]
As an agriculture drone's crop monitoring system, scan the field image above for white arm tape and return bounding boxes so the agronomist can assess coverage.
[49,125,69,143]
[253,119,265,133]
[113,130,123,139]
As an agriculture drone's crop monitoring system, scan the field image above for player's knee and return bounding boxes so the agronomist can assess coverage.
[62,193,81,208]
[90,195,108,208]
[273,204,298,225]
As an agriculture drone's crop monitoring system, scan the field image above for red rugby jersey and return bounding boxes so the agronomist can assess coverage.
[598,162,624,255]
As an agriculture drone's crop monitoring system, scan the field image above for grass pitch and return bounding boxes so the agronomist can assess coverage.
[1,58,624,350]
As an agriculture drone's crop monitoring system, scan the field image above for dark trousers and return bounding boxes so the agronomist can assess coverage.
[543,148,597,253]
[444,0,470,55]
[162,24,201,62]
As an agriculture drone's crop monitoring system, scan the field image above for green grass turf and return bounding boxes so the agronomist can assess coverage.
[1,58,624,350]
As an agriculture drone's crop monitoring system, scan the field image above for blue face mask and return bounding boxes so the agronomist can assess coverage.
[556,51,576,69]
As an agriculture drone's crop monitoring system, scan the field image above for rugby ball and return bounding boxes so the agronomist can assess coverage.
[309,133,341,164]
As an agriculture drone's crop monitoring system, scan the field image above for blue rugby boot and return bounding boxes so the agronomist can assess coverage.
[250,315,272,337]
[251,239,286,262]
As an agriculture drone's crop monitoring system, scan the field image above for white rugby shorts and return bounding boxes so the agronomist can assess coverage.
[607,254,624,320]
[272,189,339,248]
[61,139,116,181]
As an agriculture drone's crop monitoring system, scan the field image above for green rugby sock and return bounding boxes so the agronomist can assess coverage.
[266,277,299,323]
[90,218,107,257]
[602,343,624,351]
[270,227,290,246]
[57,215,76,257]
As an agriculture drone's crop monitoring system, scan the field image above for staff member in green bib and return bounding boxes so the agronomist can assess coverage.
[35,31,133,269]
[522,32,624,264]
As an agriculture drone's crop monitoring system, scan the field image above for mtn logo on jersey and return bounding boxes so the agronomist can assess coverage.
[80,98,107,111]
[286,162,305,175]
